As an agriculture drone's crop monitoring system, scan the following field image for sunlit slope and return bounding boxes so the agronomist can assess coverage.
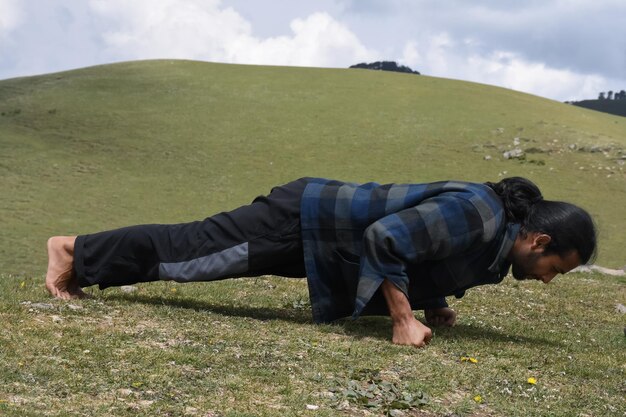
[1,60,624,273]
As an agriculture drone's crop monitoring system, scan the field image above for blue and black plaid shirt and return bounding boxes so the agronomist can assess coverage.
[300,178,520,323]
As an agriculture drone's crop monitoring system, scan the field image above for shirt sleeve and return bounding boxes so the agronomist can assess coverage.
[352,194,485,318]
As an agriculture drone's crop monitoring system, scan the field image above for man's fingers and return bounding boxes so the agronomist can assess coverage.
[423,327,433,343]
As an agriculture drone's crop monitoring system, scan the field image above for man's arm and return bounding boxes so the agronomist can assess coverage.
[380,279,432,348]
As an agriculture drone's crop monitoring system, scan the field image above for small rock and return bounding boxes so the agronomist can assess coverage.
[120,286,138,293]
[590,265,625,276]
[51,315,63,323]
[573,265,626,276]
[117,388,133,397]
[484,155,492,160]
[67,304,83,311]
[336,400,350,410]
[23,302,55,310]
[587,145,605,153]
[616,304,626,314]
[306,404,319,410]
[503,148,525,159]
[513,137,520,146]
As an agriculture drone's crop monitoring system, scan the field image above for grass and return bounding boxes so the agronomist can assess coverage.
[0,60,625,415]
[1,272,624,416]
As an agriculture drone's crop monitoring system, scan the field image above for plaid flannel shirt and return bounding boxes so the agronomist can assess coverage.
[300,178,519,323]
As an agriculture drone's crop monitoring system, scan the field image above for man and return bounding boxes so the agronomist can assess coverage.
[46,177,596,347]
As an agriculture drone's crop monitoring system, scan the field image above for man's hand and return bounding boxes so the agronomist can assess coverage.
[392,316,433,347]
[380,279,433,348]
[424,307,457,327]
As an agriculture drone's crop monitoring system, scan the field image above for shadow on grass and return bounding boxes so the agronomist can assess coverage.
[339,319,563,347]
[105,292,563,348]
[106,292,313,324]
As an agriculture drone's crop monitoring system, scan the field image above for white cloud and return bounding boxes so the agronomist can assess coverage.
[399,35,613,101]
[0,0,22,34]
[400,41,420,69]
[465,51,608,101]
[234,12,376,67]
[89,0,376,68]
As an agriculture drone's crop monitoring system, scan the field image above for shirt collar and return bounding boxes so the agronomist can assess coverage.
[487,223,520,275]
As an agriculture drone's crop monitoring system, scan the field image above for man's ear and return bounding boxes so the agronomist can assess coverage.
[531,233,552,251]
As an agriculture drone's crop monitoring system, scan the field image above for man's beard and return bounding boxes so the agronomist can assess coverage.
[511,261,537,281]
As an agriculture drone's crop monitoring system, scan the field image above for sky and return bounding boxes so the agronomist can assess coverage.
[1,0,625,102]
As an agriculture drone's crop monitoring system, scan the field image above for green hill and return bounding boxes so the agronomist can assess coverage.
[1,59,625,273]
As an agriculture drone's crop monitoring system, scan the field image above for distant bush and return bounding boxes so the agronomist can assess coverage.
[349,61,420,75]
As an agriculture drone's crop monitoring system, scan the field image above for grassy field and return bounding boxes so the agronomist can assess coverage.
[1,273,624,416]
[1,60,625,416]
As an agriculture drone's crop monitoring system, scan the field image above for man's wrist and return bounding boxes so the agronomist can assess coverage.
[391,310,416,325]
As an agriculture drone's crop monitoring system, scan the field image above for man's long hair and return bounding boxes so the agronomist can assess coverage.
[485,177,597,264]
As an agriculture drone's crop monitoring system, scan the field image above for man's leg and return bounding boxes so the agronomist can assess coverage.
[45,236,86,299]
[45,178,309,299]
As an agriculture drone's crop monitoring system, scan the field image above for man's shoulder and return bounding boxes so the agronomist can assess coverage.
[442,181,505,240]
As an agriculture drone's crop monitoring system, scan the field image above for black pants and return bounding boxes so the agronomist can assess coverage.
[74,178,309,289]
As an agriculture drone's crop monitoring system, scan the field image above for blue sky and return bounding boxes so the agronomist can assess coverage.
[1,0,625,101]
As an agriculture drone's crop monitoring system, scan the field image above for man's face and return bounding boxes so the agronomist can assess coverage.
[509,233,581,283]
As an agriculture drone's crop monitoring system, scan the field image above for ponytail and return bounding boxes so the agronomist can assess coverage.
[486,177,597,264]
[485,177,542,223]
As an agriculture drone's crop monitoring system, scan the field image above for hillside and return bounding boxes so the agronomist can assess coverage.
[1,60,625,274]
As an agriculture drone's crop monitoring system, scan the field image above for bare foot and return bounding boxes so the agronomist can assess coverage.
[46,236,87,299]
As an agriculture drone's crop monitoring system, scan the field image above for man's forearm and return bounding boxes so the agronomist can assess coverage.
[380,279,413,324]
[380,278,433,347]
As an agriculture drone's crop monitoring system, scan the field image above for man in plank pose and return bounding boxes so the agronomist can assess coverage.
[45,176,596,347]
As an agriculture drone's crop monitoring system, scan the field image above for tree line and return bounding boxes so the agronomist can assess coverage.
[349,61,420,75]
[598,90,626,100]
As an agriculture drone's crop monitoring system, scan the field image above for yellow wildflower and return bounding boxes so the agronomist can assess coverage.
[170,288,177,293]
[20,282,25,288]
[473,395,483,403]
[527,377,537,385]
[461,356,478,363]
